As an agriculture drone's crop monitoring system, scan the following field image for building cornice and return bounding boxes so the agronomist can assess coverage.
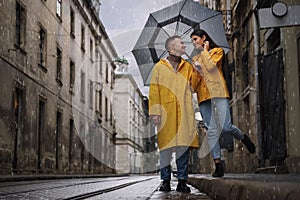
[72,0,109,41]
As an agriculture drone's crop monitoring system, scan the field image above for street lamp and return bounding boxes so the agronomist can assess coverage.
[114,56,129,73]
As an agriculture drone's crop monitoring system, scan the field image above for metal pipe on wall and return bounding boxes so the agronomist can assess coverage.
[253,0,264,167]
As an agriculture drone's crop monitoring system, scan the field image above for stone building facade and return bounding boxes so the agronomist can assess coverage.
[229,0,300,173]
[113,73,158,174]
[0,0,118,174]
[197,0,300,174]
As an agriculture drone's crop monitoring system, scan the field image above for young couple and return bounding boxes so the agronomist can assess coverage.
[148,29,255,193]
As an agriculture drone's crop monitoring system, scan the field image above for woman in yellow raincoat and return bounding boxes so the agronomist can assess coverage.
[149,35,199,193]
[190,29,255,178]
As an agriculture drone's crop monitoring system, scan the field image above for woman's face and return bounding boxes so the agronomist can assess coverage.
[191,35,206,50]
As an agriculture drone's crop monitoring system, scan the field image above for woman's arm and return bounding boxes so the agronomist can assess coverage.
[200,48,224,71]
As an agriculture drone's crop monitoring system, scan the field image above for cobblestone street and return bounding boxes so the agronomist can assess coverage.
[0,175,211,200]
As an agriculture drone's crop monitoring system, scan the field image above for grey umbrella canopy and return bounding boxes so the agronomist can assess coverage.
[132,0,229,86]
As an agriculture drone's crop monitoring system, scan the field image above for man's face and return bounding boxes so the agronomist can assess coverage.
[170,38,186,56]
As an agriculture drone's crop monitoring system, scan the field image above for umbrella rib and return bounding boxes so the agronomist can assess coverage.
[175,0,189,35]
[149,13,171,39]
[158,0,189,58]
[146,14,173,61]
[199,12,222,24]
[180,12,222,39]
[159,50,168,59]
[133,42,166,50]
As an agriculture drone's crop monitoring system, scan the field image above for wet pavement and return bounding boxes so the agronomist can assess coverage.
[0,175,211,199]
[1,173,299,199]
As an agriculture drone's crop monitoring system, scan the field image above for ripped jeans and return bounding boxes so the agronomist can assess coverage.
[199,98,244,159]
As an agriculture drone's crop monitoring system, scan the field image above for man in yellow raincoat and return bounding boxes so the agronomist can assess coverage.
[149,35,199,193]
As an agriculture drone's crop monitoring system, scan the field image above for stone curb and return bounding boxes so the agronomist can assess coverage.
[188,175,300,200]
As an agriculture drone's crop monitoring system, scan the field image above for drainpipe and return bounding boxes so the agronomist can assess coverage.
[253,0,264,167]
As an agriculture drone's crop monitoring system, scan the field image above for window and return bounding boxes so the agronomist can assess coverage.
[38,99,46,170]
[215,0,221,10]
[98,90,102,117]
[16,1,26,48]
[106,63,109,83]
[90,39,93,61]
[56,111,62,170]
[96,50,99,73]
[110,104,113,125]
[89,80,93,109]
[111,71,114,88]
[70,8,75,38]
[69,119,74,171]
[81,25,85,52]
[12,87,24,171]
[79,121,85,168]
[132,104,135,122]
[38,26,47,67]
[81,71,86,102]
[99,53,103,75]
[105,97,108,121]
[69,60,75,89]
[56,0,62,19]
[56,46,62,84]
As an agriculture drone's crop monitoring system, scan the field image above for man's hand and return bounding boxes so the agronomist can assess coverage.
[193,61,203,75]
[151,115,161,125]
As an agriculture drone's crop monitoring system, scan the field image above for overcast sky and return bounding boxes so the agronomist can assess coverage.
[100,0,183,37]
[99,0,183,95]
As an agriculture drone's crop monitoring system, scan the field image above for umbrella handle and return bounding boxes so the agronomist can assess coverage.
[184,53,195,66]
[185,53,193,60]
[184,53,193,61]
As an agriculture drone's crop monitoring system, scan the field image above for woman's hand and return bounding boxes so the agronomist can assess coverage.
[203,41,210,51]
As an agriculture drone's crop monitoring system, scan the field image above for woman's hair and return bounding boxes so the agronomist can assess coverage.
[190,29,218,49]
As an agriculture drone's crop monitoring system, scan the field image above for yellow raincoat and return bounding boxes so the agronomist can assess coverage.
[149,58,199,150]
[192,47,229,103]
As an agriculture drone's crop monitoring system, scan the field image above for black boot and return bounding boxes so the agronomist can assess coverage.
[212,162,224,177]
[176,180,191,193]
[159,180,171,191]
[241,134,256,154]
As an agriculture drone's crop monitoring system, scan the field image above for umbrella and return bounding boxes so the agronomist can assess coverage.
[132,0,229,86]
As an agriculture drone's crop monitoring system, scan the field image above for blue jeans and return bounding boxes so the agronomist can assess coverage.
[199,98,244,159]
[160,146,190,180]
